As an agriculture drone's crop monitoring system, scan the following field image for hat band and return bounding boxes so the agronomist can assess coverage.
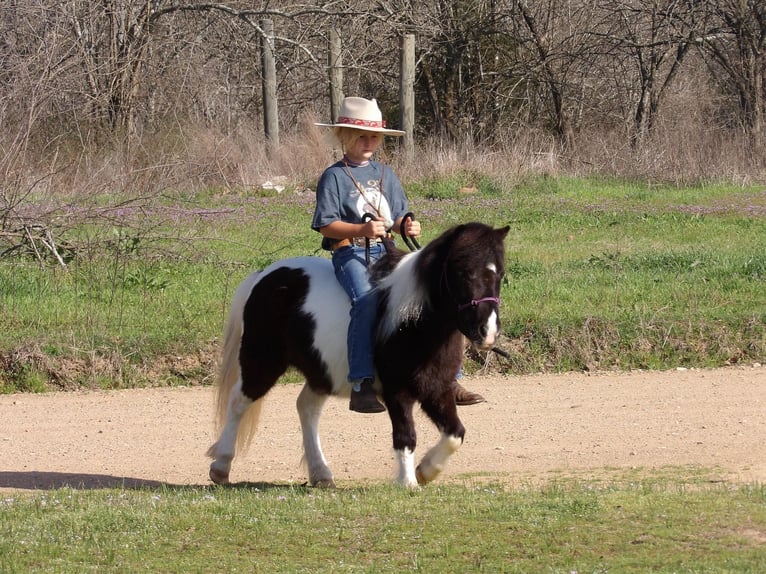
[337,116,387,128]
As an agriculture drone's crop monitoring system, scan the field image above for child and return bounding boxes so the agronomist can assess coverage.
[312,97,420,413]
[312,96,484,412]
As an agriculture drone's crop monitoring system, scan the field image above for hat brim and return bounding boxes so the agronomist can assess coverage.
[314,121,405,136]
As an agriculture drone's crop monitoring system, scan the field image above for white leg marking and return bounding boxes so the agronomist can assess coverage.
[416,433,462,485]
[395,448,419,488]
[209,379,253,484]
[296,385,335,487]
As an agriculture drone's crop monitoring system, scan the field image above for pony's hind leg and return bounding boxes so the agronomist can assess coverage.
[296,385,335,488]
[207,378,259,485]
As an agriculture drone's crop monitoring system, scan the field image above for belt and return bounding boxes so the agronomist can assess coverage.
[331,237,382,250]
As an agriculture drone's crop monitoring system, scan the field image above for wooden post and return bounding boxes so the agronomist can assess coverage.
[329,29,343,123]
[399,34,415,162]
[261,19,279,151]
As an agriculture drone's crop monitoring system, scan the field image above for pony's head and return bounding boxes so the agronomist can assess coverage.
[425,223,510,351]
[375,222,510,350]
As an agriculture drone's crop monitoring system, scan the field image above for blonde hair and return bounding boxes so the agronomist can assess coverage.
[332,127,383,151]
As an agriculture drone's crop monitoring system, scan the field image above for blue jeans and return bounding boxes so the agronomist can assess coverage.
[332,243,385,383]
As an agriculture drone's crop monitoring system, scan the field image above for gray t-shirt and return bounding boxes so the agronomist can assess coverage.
[311,160,409,250]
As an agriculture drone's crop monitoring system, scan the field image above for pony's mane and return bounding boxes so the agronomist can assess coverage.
[375,248,429,341]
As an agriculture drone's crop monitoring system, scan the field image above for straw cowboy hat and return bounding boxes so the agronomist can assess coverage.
[315,97,405,136]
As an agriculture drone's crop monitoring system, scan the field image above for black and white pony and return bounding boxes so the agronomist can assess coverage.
[207,222,509,487]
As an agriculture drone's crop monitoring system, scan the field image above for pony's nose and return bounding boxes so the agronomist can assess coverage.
[477,311,499,349]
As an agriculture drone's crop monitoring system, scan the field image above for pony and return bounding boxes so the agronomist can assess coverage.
[207,222,510,487]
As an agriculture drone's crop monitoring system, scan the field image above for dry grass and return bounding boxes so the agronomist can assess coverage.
[5,109,763,208]
[0,341,219,392]
[229,121,763,188]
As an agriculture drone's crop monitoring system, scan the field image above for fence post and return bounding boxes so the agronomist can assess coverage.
[329,29,343,123]
[261,19,279,151]
[399,34,415,162]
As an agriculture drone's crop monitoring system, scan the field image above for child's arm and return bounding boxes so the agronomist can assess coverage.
[320,218,388,240]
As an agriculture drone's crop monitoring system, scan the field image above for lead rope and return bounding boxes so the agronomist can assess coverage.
[343,155,393,267]
[341,156,386,223]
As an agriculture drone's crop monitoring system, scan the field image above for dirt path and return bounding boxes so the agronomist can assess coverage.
[1,366,765,491]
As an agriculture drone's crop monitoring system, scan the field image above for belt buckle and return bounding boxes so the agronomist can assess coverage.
[352,237,367,248]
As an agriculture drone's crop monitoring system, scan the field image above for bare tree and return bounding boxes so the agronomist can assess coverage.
[595,0,698,147]
[512,0,576,146]
[389,0,588,146]
[697,0,765,157]
[409,1,499,142]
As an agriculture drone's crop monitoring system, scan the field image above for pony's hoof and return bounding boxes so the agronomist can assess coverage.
[415,466,428,485]
[312,478,337,488]
[209,466,230,485]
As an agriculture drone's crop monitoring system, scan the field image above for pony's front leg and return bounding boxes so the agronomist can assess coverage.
[417,392,466,485]
[296,384,335,488]
[207,380,254,485]
[385,396,419,488]
[416,433,463,485]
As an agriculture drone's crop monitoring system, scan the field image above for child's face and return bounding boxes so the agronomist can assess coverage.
[346,131,382,163]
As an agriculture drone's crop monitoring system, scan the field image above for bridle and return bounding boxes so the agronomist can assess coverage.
[438,257,500,313]
[457,296,501,312]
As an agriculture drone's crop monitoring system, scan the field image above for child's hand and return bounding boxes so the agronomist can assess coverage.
[403,218,421,238]
[362,217,387,238]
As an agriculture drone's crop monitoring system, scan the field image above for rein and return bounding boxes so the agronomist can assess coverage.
[399,211,421,251]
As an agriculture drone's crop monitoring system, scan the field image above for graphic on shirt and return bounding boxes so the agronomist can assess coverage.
[353,179,394,229]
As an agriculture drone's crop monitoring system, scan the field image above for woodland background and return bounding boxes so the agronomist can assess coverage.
[1,0,765,198]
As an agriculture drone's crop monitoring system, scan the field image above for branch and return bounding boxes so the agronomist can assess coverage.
[0,224,72,268]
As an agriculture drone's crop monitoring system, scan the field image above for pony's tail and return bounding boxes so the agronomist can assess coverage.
[210,272,264,456]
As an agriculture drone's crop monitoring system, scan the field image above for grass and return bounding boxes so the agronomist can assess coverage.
[1,475,765,573]
[1,175,765,391]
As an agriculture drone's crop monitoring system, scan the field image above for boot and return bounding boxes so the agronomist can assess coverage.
[454,380,485,405]
[349,379,386,413]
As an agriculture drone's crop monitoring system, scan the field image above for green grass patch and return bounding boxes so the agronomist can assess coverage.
[1,476,765,572]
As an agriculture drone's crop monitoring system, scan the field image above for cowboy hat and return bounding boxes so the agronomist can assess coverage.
[315,97,405,136]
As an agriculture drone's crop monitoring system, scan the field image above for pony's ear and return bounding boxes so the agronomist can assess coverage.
[495,225,511,240]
